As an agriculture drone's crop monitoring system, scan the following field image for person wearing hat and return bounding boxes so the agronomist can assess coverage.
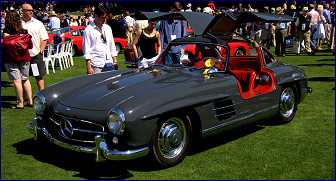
[203,7,214,15]
[274,8,291,57]
[295,7,314,55]
[271,7,276,14]
[48,10,60,30]
[185,3,192,12]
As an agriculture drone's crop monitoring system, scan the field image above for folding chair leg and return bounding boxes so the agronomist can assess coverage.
[45,61,49,74]
[58,58,63,70]
[51,59,55,73]
[70,55,74,66]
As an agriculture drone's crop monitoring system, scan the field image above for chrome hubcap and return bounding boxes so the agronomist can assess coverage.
[280,87,295,118]
[158,117,186,159]
[116,45,121,54]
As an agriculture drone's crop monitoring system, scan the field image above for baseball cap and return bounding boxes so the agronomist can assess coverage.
[303,7,309,12]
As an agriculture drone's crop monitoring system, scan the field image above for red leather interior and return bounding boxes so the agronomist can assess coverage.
[193,61,205,68]
[230,69,256,93]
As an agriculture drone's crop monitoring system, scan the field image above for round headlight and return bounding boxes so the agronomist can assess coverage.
[33,92,46,115]
[107,108,125,135]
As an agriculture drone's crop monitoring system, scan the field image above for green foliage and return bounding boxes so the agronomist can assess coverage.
[1,48,335,180]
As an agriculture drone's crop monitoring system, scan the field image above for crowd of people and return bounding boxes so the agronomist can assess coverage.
[0,1,335,110]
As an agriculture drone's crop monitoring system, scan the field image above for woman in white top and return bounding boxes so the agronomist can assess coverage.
[316,5,326,50]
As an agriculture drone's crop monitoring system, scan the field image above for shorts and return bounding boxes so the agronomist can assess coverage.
[138,55,158,68]
[29,53,46,78]
[5,61,30,81]
[92,63,115,74]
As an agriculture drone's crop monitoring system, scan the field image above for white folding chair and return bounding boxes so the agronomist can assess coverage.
[67,40,74,66]
[51,42,66,70]
[43,44,55,74]
[62,41,70,68]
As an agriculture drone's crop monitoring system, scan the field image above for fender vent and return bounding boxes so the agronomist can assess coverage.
[213,99,236,121]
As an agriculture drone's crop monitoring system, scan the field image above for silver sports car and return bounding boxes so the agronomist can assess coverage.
[28,11,312,167]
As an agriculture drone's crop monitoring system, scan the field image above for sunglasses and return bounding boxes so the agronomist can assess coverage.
[23,9,34,12]
[101,34,106,43]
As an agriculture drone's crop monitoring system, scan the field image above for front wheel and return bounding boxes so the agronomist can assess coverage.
[150,114,192,167]
[277,86,297,123]
[115,43,121,54]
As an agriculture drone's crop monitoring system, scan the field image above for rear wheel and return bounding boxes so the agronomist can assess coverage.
[277,86,297,123]
[150,114,192,167]
[234,47,246,56]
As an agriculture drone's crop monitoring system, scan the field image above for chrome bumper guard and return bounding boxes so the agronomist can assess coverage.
[28,117,149,162]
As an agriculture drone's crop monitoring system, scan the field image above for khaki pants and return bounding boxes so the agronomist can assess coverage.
[298,30,312,53]
[330,24,335,50]
[324,23,331,46]
[126,28,134,47]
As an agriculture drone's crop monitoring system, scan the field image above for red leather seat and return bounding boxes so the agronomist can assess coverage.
[230,69,256,92]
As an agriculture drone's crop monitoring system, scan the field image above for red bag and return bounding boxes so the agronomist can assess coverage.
[2,34,33,64]
[123,47,137,63]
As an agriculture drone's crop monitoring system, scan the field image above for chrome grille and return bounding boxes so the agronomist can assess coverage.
[49,113,107,144]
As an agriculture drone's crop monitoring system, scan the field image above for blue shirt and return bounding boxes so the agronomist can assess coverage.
[159,20,186,53]
[323,9,331,24]
[48,16,60,29]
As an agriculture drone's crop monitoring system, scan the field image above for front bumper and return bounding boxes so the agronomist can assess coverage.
[28,117,149,162]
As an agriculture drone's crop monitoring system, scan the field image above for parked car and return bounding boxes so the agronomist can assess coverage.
[124,28,249,65]
[28,11,311,167]
[47,26,127,56]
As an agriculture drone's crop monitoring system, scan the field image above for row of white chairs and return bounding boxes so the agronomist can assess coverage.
[43,40,74,74]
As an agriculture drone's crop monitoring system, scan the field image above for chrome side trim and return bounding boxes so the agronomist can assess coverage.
[213,104,235,111]
[215,110,236,117]
[202,105,278,134]
[28,117,149,161]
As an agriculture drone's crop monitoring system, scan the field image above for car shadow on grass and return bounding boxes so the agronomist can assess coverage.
[12,138,164,179]
[188,125,265,156]
[13,121,288,177]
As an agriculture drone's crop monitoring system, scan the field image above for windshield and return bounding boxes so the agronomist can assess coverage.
[50,28,73,35]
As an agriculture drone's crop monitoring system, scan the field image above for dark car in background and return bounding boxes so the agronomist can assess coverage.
[28,11,311,167]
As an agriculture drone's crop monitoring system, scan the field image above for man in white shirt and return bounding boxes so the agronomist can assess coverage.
[21,3,49,91]
[124,11,135,47]
[82,5,118,74]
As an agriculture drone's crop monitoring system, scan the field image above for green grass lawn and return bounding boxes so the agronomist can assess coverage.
[1,47,335,180]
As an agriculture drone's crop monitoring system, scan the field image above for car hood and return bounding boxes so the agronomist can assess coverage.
[59,66,206,111]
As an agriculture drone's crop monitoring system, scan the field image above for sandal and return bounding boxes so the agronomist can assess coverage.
[11,105,24,109]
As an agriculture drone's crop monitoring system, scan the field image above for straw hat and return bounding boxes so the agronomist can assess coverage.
[50,11,56,16]
[203,7,213,14]
[302,7,309,12]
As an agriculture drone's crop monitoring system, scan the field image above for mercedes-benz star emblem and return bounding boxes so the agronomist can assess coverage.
[60,118,73,138]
